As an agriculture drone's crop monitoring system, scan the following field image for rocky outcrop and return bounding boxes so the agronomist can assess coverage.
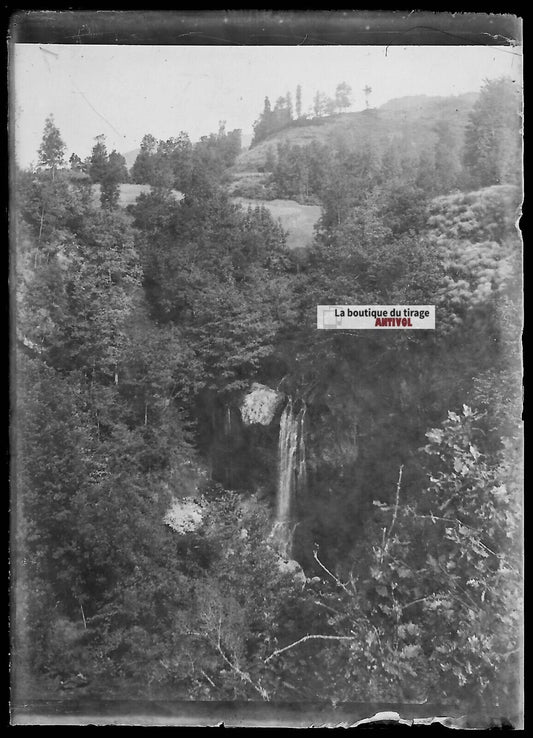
[275,554,307,587]
[240,383,285,426]
[164,497,204,534]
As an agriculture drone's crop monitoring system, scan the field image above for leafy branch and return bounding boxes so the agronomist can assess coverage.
[264,634,357,664]
[380,464,403,563]
[313,544,353,595]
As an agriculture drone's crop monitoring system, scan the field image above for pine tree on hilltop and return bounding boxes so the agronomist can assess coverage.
[286,91,293,120]
[295,84,302,119]
[335,82,352,112]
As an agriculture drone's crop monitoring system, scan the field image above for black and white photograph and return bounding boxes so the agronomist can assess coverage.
[10,11,523,728]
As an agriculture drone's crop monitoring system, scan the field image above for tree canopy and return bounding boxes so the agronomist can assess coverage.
[38,116,66,178]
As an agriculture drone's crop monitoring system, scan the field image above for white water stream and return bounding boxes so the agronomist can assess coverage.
[272,399,306,558]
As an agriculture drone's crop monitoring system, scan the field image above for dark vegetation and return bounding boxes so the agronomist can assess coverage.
[13,78,522,714]
[251,82,354,147]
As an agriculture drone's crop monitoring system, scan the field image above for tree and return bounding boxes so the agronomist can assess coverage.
[216,128,242,168]
[251,97,273,147]
[313,92,321,117]
[100,150,127,209]
[335,82,352,112]
[110,150,129,182]
[433,120,462,194]
[285,91,293,120]
[273,97,291,129]
[38,116,66,180]
[313,91,329,117]
[140,189,289,391]
[131,134,158,185]
[168,132,194,192]
[88,134,109,184]
[324,97,336,116]
[264,146,276,173]
[463,77,522,188]
[295,84,302,119]
[268,407,521,711]
[17,163,93,247]
[69,153,84,172]
[148,140,176,190]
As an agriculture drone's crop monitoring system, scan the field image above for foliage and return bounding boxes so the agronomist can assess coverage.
[87,135,129,208]
[69,152,84,171]
[100,151,129,209]
[335,82,352,112]
[130,133,158,185]
[295,84,302,119]
[158,492,316,700]
[426,185,521,333]
[16,168,94,246]
[136,188,292,392]
[269,140,330,204]
[88,134,109,183]
[268,134,442,216]
[15,140,201,696]
[275,408,521,714]
[251,82,352,147]
[131,127,240,193]
[14,109,522,712]
[37,116,66,178]
[463,77,522,189]
[252,96,289,147]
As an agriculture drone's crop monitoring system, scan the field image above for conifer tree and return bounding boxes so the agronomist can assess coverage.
[89,134,109,184]
[38,116,66,180]
[295,84,302,119]
[286,91,293,120]
[463,77,521,188]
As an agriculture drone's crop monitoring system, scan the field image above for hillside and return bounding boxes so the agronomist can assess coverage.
[379,91,478,111]
[228,92,478,195]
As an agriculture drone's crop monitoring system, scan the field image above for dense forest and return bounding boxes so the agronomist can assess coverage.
[13,77,522,716]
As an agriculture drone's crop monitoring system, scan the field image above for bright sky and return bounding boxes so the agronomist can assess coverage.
[11,44,521,168]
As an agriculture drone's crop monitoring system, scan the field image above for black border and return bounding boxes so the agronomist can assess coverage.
[8,8,524,730]
[8,10,523,47]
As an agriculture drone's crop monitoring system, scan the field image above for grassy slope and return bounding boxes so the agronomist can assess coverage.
[91,183,183,208]
[225,93,479,251]
[91,185,320,252]
[233,197,321,251]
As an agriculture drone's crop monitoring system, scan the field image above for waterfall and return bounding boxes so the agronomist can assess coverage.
[272,398,306,558]
[297,404,307,494]
[224,406,232,436]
